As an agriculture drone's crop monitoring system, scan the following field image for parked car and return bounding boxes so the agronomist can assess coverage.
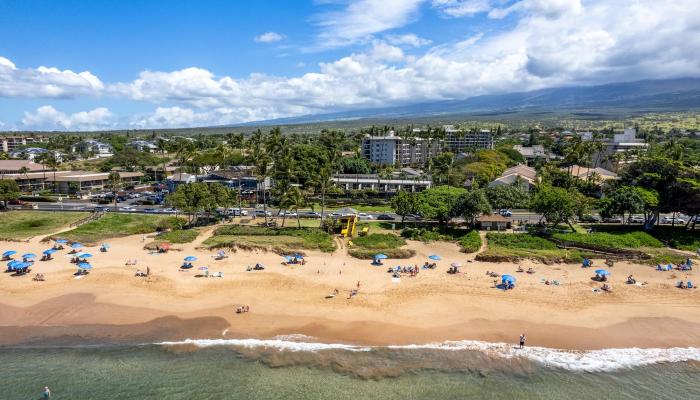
[281,211,298,217]
[20,203,38,209]
[94,206,110,212]
[579,215,600,223]
[628,216,645,224]
[358,213,374,220]
[225,208,247,216]
[405,214,423,220]
[498,209,512,217]
[377,214,394,220]
[661,216,685,224]
[119,206,137,212]
[255,209,272,217]
[602,217,623,223]
[302,211,321,218]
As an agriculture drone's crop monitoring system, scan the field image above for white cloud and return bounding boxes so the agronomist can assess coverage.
[385,33,432,47]
[110,0,700,127]
[21,106,114,131]
[488,0,582,19]
[254,32,285,43]
[432,0,492,17]
[312,0,424,48]
[0,57,103,98]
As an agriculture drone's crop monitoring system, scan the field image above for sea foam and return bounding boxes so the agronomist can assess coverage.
[157,337,700,372]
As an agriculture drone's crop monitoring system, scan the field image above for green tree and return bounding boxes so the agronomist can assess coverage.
[0,180,20,208]
[485,183,531,210]
[531,185,590,231]
[455,188,492,226]
[417,186,466,224]
[598,186,645,223]
[390,190,420,223]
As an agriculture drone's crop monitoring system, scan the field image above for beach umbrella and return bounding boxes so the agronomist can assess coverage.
[428,255,441,260]
[22,253,37,259]
[2,250,17,257]
[293,253,304,259]
[13,262,30,271]
[43,249,57,255]
[55,239,68,244]
[77,262,92,270]
[184,256,197,262]
[450,262,462,268]
[502,274,516,284]
[374,254,388,260]
[71,243,83,249]
[284,255,294,261]
[594,269,610,276]
[7,260,21,269]
[79,253,93,259]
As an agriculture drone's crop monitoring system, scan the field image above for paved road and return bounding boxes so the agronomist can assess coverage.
[11,201,689,226]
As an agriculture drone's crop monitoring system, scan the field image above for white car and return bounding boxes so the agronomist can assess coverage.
[662,216,685,224]
[255,210,272,217]
[282,211,298,217]
[119,206,136,212]
[358,213,374,220]
[627,216,644,224]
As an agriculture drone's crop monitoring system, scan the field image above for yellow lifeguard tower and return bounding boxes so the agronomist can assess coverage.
[335,207,359,237]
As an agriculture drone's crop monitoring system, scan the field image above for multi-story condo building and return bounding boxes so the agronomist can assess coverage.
[442,125,494,153]
[361,131,440,166]
[0,135,46,153]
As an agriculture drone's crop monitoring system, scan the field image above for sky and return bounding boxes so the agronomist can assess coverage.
[0,0,699,131]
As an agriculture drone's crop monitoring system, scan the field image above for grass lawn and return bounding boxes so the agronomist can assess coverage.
[348,233,415,259]
[58,213,184,245]
[0,211,89,240]
[144,229,200,250]
[206,225,335,253]
[401,226,481,253]
[552,231,664,250]
[584,225,700,252]
[477,233,589,263]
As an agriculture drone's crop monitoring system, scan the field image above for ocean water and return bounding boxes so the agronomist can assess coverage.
[2,340,700,400]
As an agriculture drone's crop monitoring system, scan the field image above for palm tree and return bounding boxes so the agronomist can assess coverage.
[311,166,333,227]
[107,171,121,209]
[18,166,30,192]
[286,187,305,229]
[43,152,60,194]
[155,138,168,181]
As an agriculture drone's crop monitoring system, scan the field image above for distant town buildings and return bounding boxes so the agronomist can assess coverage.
[128,140,158,153]
[71,139,113,158]
[585,127,648,170]
[488,164,537,191]
[512,145,550,164]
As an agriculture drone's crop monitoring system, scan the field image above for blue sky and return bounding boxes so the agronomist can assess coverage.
[0,0,698,130]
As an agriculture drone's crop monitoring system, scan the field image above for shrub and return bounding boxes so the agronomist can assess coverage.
[459,230,482,253]
[211,225,335,252]
[156,229,199,244]
[486,233,558,250]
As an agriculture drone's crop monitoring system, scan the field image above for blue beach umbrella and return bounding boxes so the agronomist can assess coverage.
[502,274,516,284]
[293,253,304,259]
[428,255,441,260]
[2,250,17,257]
[79,254,93,259]
[71,243,83,249]
[55,239,68,244]
[22,253,37,259]
[77,262,92,270]
[284,255,294,261]
[43,249,57,255]
[374,254,388,260]
[595,269,610,276]
[7,260,22,270]
[184,256,197,262]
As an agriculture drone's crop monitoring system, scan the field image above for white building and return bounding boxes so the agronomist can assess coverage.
[361,132,439,166]
[72,140,113,158]
[333,168,432,193]
[0,135,46,153]
[129,140,158,152]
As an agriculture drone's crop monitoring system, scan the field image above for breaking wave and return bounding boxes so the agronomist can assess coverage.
[157,336,700,373]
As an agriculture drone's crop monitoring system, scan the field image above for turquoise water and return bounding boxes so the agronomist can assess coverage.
[2,345,699,399]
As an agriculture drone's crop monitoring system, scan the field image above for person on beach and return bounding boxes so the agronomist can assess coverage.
[42,386,51,399]
[519,334,526,349]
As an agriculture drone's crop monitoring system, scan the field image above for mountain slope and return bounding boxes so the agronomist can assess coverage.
[239,78,700,125]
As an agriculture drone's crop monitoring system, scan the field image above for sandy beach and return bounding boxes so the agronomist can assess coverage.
[1,226,699,350]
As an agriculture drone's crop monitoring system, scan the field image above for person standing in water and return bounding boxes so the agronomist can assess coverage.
[42,386,51,399]
[519,334,526,349]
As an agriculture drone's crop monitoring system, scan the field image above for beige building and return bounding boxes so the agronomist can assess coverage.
[0,135,46,153]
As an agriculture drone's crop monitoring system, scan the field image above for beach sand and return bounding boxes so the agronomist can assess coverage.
[1,225,699,350]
